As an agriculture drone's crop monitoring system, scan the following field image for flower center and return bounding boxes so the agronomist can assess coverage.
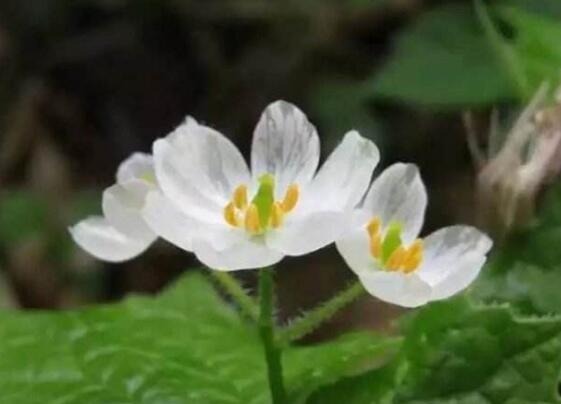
[366,217,423,273]
[223,174,299,235]
[140,172,157,185]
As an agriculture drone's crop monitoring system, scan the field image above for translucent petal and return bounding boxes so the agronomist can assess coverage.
[153,118,250,224]
[252,101,320,196]
[416,225,492,288]
[430,254,487,301]
[102,183,155,241]
[335,223,376,277]
[363,163,427,243]
[69,217,154,263]
[192,237,284,271]
[358,271,432,308]
[142,191,198,252]
[116,152,154,185]
[266,211,346,255]
[302,131,379,213]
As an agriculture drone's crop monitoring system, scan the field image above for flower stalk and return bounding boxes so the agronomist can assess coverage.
[258,268,286,404]
[209,272,259,322]
[277,280,365,347]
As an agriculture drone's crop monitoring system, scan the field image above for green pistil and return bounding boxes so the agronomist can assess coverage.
[252,174,275,228]
[381,221,403,264]
[141,172,157,185]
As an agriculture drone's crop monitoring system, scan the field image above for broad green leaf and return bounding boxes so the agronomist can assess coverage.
[309,298,561,403]
[0,272,399,404]
[366,4,514,108]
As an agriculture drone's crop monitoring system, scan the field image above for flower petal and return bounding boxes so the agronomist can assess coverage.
[69,217,154,262]
[266,211,346,255]
[363,163,427,243]
[416,225,492,289]
[304,131,379,212]
[116,152,154,185]
[192,237,284,271]
[251,101,320,195]
[153,117,250,223]
[335,223,375,276]
[142,191,197,252]
[430,254,487,301]
[102,184,155,241]
[153,138,223,223]
[358,271,432,308]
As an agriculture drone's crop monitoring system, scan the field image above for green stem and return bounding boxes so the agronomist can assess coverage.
[277,280,366,347]
[258,268,286,404]
[210,272,259,322]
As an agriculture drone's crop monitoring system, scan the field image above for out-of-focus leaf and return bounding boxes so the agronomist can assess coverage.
[366,4,514,108]
[309,298,561,403]
[502,7,561,98]
[0,272,400,404]
[0,191,48,246]
[472,182,561,314]
[504,0,561,19]
[473,263,561,315]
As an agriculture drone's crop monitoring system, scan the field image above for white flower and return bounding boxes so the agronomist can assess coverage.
[336,163,493,308]
[70,151,193,263]
[69,153,158,262]
[147,100,380,270]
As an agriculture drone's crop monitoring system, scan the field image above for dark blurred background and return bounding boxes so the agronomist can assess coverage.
[0,0,559,338]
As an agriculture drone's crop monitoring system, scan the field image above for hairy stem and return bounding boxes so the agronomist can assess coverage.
[258,268,286,404]
[210,272,259,322]
[278,280,366,346]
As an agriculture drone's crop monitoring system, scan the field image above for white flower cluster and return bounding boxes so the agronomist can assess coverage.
[70,101,492,307]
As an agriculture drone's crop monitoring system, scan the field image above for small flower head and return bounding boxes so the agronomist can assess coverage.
[69,153,158,262]
[148,101,380,270]
[337,163,493,308]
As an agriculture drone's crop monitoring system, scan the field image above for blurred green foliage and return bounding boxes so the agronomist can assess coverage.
[0,192,48,246]
[502,6,561,99]
[367,4,513,108]
[367,0,561,108]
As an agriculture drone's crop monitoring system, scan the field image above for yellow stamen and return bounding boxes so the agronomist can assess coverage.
[369,233,382,258]
[270,202,284,229]
[386,246,406,271]
[244,203,261,234]
[233,184,248,209]
[224,202,239,227]
[367,217,381,238]
[281,184,299,213]
[402,239,423,273]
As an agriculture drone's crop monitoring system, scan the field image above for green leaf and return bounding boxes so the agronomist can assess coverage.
[366,4,514,108]
[0,272,399,403]
[504,0,561,21]
[473,263,561,315]
[309,298,561,403]
[502,6,561,98]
